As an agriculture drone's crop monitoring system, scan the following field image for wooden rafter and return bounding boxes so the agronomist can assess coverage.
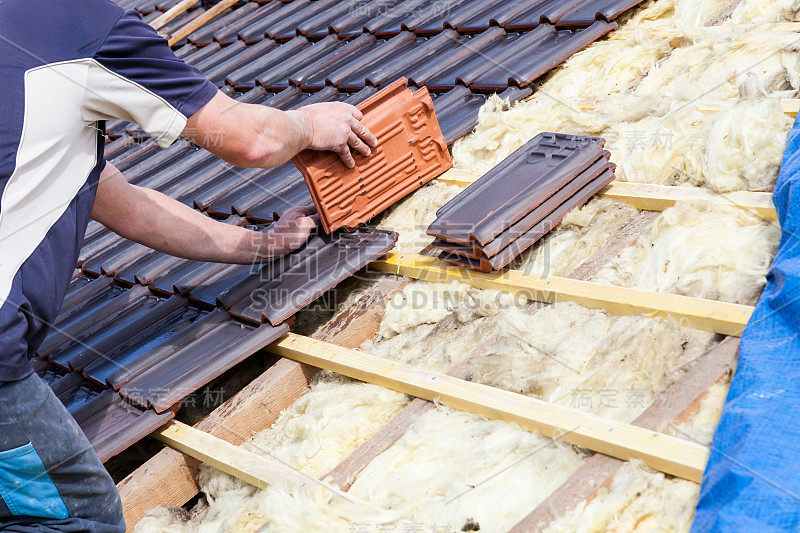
[510,336,739,531]
[370,252,753,336]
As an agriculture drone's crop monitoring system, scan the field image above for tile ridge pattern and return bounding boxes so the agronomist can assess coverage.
[428,132,617,271]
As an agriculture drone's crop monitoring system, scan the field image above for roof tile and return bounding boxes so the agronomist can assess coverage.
[293,78,451,233]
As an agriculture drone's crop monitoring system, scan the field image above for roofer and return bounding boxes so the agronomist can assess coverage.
[0,0,377,529]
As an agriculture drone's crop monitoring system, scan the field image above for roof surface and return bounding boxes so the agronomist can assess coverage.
[39,0,646,460]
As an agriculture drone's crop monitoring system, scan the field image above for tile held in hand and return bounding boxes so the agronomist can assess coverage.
[292,78,452,234]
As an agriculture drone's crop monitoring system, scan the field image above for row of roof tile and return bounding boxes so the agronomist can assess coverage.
[181,0,641,45]
[44,0,644,460]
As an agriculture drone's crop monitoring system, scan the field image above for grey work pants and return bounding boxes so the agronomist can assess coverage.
[0,373,125,532]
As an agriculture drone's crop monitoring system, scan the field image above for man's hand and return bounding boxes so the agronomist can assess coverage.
[183,91,377,170]
[290,103,378,168]
[256,205,320,262]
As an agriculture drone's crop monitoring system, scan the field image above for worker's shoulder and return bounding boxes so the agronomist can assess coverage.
[0,0,124,64]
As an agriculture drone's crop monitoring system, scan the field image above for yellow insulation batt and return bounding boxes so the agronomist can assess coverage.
[348,407,587,533]
[453,30,797,191]
[135,0,788,531]
[369,284,716,422]
[702,97,794,192]
[592,202,780,305]
[631,31,800,103]
[730,0,800,22]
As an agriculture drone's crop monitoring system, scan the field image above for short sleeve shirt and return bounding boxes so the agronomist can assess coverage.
[0,0,217,380]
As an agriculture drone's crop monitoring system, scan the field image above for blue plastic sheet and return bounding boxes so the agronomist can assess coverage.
[692,115,800,531]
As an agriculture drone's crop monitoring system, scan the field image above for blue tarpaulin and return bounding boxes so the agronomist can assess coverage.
[692,115,800,531]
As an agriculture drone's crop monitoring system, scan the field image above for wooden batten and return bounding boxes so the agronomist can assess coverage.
[371,252,753,337]
[153,420,403,527]
[149,0,196,31]
[270,333,711,482]
[164,0,239,46]
[437,170,777,220]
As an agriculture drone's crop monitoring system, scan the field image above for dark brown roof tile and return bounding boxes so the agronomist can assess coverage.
[428,132,616,271]
[119,315,288,412]
[74,389,174,462]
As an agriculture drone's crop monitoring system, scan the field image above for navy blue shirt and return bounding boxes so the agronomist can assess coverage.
[0,0,217,380]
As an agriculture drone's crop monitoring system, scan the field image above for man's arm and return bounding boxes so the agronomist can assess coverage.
[91,162,318,264]
[183,90,378,169]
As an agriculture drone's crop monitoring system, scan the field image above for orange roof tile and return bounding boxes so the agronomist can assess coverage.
[292,77,452,233]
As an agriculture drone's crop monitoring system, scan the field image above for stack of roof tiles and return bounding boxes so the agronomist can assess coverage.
[35,0,648,462]
[428,133,616,272]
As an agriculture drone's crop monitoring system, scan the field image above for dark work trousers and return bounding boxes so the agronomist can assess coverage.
[0,373,124,532]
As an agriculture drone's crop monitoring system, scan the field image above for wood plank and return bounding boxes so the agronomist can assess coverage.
[153,420,399,526]
[149,0,196,30]
[437,171,777,220]
[371,252,753,336]
[599,182,776,220]
[269,333,711,482]
[165,0,238,46]
[510,336,739,532]
[607,23,800,41]
[118,358,316,531]
[699,99,800,118]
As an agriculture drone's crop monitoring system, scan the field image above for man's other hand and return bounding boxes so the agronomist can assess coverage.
[257,205,321,261]
[292,103,378,168]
